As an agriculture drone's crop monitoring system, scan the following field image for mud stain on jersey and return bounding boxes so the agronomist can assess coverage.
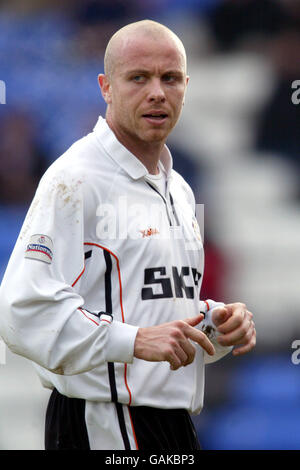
[19,176,83,242]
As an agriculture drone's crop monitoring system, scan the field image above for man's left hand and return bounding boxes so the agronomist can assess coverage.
[212,303,256,356]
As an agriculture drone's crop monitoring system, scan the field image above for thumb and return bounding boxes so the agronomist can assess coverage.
[184,313,204,328]
[212,307,230,327]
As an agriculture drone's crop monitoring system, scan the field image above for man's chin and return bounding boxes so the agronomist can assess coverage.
[141,129,170,144]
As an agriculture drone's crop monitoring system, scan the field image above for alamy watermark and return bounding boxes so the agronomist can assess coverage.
[95,198,204,250]
[291,340,300,365]
[0,80,6,104]
[291,80,300,105]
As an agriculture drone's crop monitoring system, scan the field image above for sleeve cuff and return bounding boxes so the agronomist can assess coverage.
[105,320,139,364]
[199,299,233,364]
[199,299,225,340]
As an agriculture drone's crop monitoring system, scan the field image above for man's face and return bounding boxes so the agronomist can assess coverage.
[100,34,188,148]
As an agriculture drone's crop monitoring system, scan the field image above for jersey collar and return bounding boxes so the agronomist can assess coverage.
[93,116,173,180]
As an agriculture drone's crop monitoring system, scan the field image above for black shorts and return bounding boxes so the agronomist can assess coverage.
[45,388,201,450]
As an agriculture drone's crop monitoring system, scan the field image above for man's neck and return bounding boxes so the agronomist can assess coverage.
[106,118,164,175]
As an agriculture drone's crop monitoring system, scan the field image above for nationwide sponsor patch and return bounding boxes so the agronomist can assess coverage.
[25,234,53,264]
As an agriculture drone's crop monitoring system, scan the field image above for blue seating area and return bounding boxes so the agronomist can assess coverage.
[0,10,105,160]
[0,205,27,280]
[196,355,300,449]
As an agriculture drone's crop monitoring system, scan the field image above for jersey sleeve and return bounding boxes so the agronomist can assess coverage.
[0,167,138,375]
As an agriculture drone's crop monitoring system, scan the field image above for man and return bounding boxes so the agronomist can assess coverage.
[0,20,256,450]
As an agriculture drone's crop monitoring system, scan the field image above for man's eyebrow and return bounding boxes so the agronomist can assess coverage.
[163,70,184,77]
[125,69,184,77]
[125,69,150,76]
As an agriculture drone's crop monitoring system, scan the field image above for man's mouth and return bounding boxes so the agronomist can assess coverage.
[143,113,168,118]
[142,113,168,123]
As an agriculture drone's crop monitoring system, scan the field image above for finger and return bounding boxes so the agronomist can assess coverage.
[179,339,196,366]
[184,313,204,328]
[218,319,253,347]
[185,325,215,356]
[218,318,254,347]
[169,355,182,371]
[169,342,196,370]
[212,307,231,328]
[163,335,191,371]
[217,307,249,335]
[232,328,256,356]
[225,302,247,312]
[172,344,189,369]
[164,344,182,370]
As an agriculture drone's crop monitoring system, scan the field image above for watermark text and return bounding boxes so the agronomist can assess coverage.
[291,80,300,105]
[95,198,204,251]
[291,339,300,364]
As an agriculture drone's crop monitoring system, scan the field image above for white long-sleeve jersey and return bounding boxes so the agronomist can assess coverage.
[0,116,231,414]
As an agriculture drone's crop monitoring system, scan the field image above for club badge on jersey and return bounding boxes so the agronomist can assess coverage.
[25,234,53,264]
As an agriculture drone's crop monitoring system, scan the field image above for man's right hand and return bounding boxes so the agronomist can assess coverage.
[133,313,215,370]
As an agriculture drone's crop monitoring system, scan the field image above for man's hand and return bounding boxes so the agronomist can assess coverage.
[134,313,215,370]
[212,302,256,356]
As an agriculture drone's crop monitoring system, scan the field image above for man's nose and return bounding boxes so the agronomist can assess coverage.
[147,78,166,102]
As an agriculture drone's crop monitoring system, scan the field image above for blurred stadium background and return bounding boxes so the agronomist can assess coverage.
[1,0,300,450]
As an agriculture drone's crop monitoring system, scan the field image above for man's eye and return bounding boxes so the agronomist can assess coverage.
[132,75,145,82]
[163,75,175,82]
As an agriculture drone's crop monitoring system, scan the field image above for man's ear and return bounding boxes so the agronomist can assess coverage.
[98,74,112,104]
